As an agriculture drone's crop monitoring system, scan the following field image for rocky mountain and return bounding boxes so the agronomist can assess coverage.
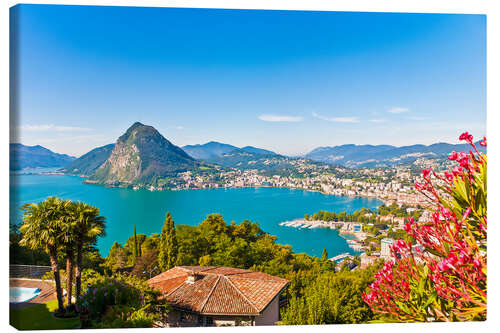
[60,143,115,176]
[305,142,486,167]
[10,143,76,171]
[88,122,199,186]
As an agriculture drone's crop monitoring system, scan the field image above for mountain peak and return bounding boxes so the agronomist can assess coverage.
[130,121,144,128]
[90,123,197,186]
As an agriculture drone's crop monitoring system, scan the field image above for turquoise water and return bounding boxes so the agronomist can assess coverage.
[10,173,382,258]
[9,287,41,303]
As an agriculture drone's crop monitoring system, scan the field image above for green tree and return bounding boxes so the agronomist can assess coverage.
[321,248,328,261]
[19,197,66,312]
[280,267,380,325]
[70,201,106,299]
[158,212,178,271]
[58,199,78,310]
[134,225,139,260]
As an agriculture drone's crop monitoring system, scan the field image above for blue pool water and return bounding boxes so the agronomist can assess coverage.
[9,287,41,303]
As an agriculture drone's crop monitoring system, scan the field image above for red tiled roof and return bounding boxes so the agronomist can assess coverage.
[148,266,289,315]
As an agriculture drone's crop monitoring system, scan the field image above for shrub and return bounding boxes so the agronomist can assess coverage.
[77,272,169,328]
[362,133,486,322]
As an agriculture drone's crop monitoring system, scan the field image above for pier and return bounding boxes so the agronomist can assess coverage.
[329,253,354,262]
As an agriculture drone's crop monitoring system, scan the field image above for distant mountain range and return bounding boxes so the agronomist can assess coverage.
[182,142,276,160]
[10,143,76,171]
[12,122,487,182]
[305,142,486,167]
[182,142,278,169]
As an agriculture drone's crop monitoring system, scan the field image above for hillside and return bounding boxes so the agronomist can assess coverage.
[182,142,238,160]
[60,143,115,176]
[182,142,277,160]
[10,143,76,170]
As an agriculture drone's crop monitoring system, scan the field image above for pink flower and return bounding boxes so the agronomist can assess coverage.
[459,132,473,142]
[449,151,458,160]
[452,166,463,177]
[480,137,487,147]
[459,157,470,169]
[422,168,431,179]
[444,171,454,181]
[437,260,451,272]
[458,251,469,265]
[393,239,409,254]
[457,152,467,161]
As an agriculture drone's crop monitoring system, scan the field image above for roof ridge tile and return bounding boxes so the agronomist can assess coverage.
[224,275,260,313]
[199,275,221,313]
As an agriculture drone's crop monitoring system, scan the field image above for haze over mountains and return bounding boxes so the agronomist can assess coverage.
[182,142,277,160]
[11,122,486,175]
[10,143,76,170]
[182,142,280,169]
[305,142,486,168]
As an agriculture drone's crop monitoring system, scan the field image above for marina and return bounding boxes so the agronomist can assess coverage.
[279,218,369,252]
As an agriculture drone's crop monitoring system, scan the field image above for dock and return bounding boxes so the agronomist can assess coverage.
[329,253,353,262]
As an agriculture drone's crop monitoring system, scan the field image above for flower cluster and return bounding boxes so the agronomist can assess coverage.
[362,133,486,322]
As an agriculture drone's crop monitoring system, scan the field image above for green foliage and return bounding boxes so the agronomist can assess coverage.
[321,248,328,261]
[103,242,130,273]
[132,249,159,279]
[158,212,178,271]
[133,225,139,260]
[78,272,169,328]
[280,265,381,325]
[9,223,50,265]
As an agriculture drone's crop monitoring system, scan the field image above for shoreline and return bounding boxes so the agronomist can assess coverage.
[15,171,388,205]
[279,218,367,244]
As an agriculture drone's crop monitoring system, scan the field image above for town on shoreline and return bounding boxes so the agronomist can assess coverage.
[73,155,451,208]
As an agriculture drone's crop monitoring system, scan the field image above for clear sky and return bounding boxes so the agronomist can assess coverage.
[10,4,486,157]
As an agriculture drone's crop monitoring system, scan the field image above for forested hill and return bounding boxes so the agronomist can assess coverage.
[10,143,76,170]
[61,143,115,176]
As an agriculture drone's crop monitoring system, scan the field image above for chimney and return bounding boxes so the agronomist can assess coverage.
[186,272,203,284]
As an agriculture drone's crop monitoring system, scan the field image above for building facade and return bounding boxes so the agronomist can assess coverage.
[148,266,289,327]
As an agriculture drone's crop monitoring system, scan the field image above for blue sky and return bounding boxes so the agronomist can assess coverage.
[11,5,486,157]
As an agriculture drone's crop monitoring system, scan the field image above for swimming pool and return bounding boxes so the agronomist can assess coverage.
[9,287,41,303]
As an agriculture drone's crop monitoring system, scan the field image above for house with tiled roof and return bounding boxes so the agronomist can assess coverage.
[148,266,290,327]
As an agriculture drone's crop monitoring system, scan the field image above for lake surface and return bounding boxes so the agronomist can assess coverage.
[10,172,382,258]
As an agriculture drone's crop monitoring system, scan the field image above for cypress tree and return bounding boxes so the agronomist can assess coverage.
[133,225,139,259]
[159,212,178,271]
[321,248,328,261]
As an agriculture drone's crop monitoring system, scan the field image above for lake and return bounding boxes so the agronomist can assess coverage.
[10,172,382,258]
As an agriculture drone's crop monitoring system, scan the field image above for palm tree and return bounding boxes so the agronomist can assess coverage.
[70,202,106,299]
[58,200,78,310]
[19,197,66,313]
